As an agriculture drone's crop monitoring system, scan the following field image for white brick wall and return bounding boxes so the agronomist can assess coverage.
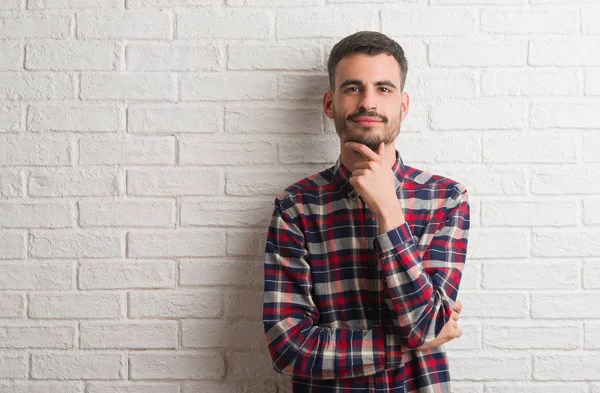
[0,1,598,391]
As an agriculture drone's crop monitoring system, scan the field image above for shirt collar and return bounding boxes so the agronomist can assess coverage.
[332,150,407,200]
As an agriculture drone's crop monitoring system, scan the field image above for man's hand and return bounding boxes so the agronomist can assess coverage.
[346,142,405,232]
[404,301,463,352]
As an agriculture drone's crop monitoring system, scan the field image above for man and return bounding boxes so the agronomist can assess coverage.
[263,31,470,392]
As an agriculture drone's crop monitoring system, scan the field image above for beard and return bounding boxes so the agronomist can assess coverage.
[333,107,401,152]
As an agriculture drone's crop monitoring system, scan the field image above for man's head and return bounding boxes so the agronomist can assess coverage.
[323,31,410,152]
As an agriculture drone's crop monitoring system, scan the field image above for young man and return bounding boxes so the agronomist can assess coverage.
[263,31,470,392]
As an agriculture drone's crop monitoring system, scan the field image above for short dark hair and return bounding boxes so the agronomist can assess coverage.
[327,31,408,91]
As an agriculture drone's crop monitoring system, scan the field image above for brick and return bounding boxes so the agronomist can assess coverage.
[430,166,526,196]
[584,260,600,289]
[179,257,263,289]
[401,134,481,164]
[226,230,265,257]
[467,229,528,258]
[179,139,276,166]
[451,383,483,393]
[28,105,124,132]
[429,39,526,67]
[81,321,177,349]
[79,200,175,228]
[484,132,577,163]
[81,73,176,100]
[0,42,23,70]
[0,261,73,290]
[28,168,119,197]
[277,74,328,101]
[430,100,527,130]
[278,138,339,164]
[458,292,528,318]
[182,199,271,229]
[447,355,530,380]
[583,6,600,33]
[182,320,263,349]
[0,382,83,393]
[277,9,372,38]
[226,350,277,379]
[30,230,122,258]
[177,10,270,39]
[482,8,577,34]
[26,41,119,71]
[0,12,71,38]
[0,105,23,132]
[0,324,76,349]
[228,44,321,71]
[0,73,75,99]
[79,260,175,289]
[0,293,25,317]
[0,0,21,8]
[0,136,70,166]
[181,381,279,393]
[0,202,73,228]
[128,105,221,134]
[531,165,600,194]
[482,259,579,289]
[130,0,218,6]
[78,10,171,39]
[228,0,319,4]
[79,136,175,165]
[225,170,308,196]
[530,38,600,66]
[532,229,600,257]
[532,293,600,319]
[481,200,578,227]
[0,231,26,259]
[583,134,600,162]
[484,323,579,349]
[28,0,122,8]
[29,292,122,319]
[127,43,220,71]
[225,106,322,134]
[459,260,480,290]
[129,290,221,318]
[88,383,179,393]
[130,352,224,380]
[0,170,22,197]
[128,230,225,257]
[127,169,220,196]
[585,322,600,349]
[408,70,477,99]
[585,69,600,96]
[383,8,475,36]
[0,352,27,378]
[482,69,579,96]
[224,290,263,319]
[179,74,277,101]
[432,0,522,3]
[486,383,588,393]
[534,354,600,380]
[31,353,125,379]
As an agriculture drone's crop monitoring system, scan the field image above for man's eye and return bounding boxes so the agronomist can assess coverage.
[346,87,359,92]
[380,87,391,93]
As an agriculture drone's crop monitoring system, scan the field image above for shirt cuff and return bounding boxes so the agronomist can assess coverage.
[374,222,413,253]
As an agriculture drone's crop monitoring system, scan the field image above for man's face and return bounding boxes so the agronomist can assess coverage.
[323,53,409,152]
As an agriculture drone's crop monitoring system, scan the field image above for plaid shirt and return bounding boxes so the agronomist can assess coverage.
[263,151,470,393]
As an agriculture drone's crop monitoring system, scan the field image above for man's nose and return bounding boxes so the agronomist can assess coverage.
[358,90,377,112]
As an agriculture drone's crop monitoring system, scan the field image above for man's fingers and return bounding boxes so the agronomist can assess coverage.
[345,141,382,161]
[453,300,463,314]
[451,310,459,321]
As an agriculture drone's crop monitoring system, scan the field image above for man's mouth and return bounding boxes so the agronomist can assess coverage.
[352,116,383,125]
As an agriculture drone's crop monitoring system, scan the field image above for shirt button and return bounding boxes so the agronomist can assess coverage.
[368,217,376,222]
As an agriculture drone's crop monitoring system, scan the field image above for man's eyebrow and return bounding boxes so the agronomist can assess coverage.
[338,79,364,89]
[375,80,397,89]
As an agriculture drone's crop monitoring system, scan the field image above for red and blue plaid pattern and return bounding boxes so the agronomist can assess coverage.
[263,152,470,392]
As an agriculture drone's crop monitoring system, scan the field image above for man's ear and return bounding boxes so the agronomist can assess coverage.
[323,90,334,119]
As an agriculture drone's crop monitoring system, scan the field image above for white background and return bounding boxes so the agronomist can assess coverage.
[0,0,599,391]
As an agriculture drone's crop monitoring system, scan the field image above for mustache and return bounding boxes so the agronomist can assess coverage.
[346,110,388,123]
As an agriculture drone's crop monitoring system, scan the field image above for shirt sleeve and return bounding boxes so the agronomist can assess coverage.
[263,197,404,380]
[374,186,470,349]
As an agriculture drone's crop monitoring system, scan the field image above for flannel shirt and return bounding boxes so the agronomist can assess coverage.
[263,151,470,393]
